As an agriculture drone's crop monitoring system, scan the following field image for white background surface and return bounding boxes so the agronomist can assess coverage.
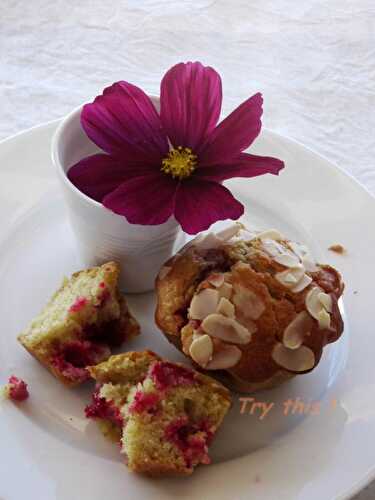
[0,1,374,498]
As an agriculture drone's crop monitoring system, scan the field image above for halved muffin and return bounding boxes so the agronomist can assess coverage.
[18,262,140,386]
[86,351,231,476]
[155,224,345,392]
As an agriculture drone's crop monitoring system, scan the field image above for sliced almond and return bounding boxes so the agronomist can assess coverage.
[318,292,332,312]
[233,285,265,320]
[305,287,323,320]
[207,273,225,288]
[261,238,286,257]
[216,297,235,318]
[258,229,284,241]
[189,288,219,320]
[272,343,315,372]
[317,309,331,329]
[205,344,242,370]
[194,233,222,250]
[302,256,318,272]
[158,265,172,280]
[275,265,305,288]
[217,282,233,300]
[291,273,313,293]
[189,334,213,367]
[283,311,314,349]
[273,252,300,268]
[201,314,253,344]
[216,223,241,241]
[288,241,308,259]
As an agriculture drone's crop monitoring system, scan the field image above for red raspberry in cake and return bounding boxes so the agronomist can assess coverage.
[18,262,140,387]
[69,296,88,313]
[1,376,29,402]
[85,351,231,476]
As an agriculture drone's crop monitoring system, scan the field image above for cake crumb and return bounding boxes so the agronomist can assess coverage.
[254,473,261,484]
[1,376,29,402]
[328,244,346,255]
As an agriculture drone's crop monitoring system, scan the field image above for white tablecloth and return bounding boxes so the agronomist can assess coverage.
[0,1,374,498]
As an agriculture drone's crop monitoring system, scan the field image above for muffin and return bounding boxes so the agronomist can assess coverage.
[18,262,140,386]
[155,224,344,392]
[85,351,231,476]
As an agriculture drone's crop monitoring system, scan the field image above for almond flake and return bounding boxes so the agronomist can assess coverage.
[205,344,242,370]
[283,311,314,349]
[272,343,315,372]
[318,292,332,312]
[317,309,331,329]
[201,314,252,344]
[216,223,242,241]
[217,282,233,300]
[275,266,305,288]
[257,229,284,241]
[216,297,235,318]
[288,241,308,258]
[291,273,313,293]
[302,257,318,272]
[189,288,219,320]
[273,252,301,268]
[189,334,213,367]
[305,287,323,321]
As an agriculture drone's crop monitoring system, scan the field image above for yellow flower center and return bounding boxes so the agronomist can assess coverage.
[161,146,197,179]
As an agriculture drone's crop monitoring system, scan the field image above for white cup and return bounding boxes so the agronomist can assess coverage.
[51,98,185,293]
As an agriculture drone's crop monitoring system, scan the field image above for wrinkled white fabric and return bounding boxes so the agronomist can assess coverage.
[0,1,374,496]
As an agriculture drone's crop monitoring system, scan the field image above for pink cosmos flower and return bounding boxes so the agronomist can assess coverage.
[68,62,284,234]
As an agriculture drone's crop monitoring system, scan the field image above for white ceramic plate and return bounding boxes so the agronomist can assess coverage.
[0,121,373,500]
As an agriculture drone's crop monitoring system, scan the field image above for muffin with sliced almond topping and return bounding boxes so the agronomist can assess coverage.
[155,224,344,392]
[18,262,140,386]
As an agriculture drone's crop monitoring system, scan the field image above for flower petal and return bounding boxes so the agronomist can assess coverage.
[67,154,157,202]
[174,179,244,234]
[81,81,168,164]
[160,62,222,151]
[199,93,263,166]
[195,152,284,182]
[103,174,177,225]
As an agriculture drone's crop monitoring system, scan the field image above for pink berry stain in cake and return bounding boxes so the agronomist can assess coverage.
[85,387,123,427]
[83,319,126,348]
[69,296,88,313]
[7,376,29,402]
[97,287,111,307]
[149,361,196,391]
[128,390,161,415]
[51,340,110,382]
[165,416,212,468]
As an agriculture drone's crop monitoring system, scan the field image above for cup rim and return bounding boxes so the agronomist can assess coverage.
[51,94,160,210]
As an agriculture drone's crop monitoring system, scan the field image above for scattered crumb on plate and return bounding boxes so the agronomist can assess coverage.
[328,244,346,254]
[254,474,261,484]
[0,376,29,402]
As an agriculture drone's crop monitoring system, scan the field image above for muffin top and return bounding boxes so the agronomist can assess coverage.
[155,224,344,391]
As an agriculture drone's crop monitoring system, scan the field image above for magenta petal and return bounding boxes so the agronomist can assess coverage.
[199,93,263,166]
[103,174,177,225]
[195,152,284,182]
[160,62,222,151]
[67,154,157,202]
[81,81,168,163]
[174,179,244,234]
[68,154,127,202]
